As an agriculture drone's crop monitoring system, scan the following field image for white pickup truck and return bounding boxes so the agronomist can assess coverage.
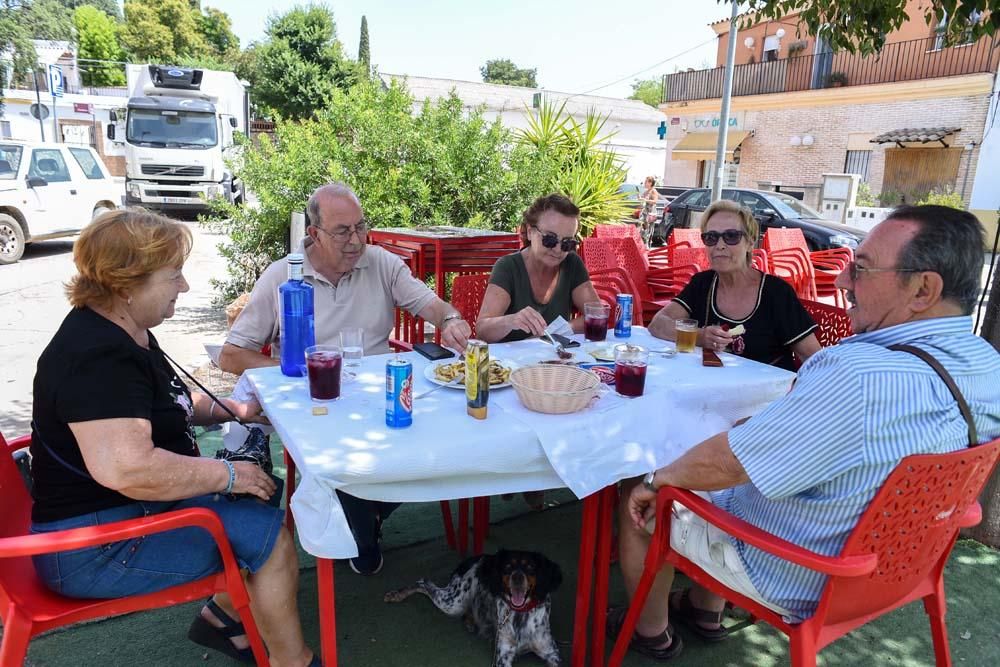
[0,141,122,264]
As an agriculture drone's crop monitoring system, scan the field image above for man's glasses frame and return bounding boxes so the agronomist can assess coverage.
[315,218,369,242]
[534,228,579,253]
[846,261,929,282]
[700,229,745,246]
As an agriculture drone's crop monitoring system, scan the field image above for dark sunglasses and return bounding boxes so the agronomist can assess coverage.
[536,230,579,252]
[701,229,745,246]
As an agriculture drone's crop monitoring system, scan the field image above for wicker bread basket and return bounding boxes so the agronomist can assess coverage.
[509,364,601,414]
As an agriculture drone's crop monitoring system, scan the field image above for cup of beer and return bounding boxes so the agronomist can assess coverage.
[675,319,698,353]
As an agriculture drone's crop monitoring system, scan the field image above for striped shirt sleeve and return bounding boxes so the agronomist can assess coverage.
[728,349,866,499]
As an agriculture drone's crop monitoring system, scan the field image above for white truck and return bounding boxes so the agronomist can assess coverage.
[109,65,248,213]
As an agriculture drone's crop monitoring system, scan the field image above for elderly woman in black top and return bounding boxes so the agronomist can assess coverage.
[649,199,820,369]
[29,210,320,667]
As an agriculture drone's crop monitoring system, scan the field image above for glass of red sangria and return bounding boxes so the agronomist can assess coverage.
[584,302,610,342]
[305,345,343,401]
[614,344,648,398]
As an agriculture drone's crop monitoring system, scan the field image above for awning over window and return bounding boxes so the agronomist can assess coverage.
[870,127,961,147]
[671,130,751,161]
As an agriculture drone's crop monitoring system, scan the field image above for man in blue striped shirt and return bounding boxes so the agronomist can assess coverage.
[609,206,1000,661]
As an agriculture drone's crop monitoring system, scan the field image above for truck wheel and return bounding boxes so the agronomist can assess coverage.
[0,214,26,265]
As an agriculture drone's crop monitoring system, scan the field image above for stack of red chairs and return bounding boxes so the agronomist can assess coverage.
[581,237,698,324]
[763,228,851,307]
[593,224,670,268]
[589,267,645,326]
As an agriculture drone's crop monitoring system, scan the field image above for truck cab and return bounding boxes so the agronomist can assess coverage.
[111,65,247,213]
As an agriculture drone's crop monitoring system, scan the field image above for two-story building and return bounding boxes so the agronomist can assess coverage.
[659,1,1000,236]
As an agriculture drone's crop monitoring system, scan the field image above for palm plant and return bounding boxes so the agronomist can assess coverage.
[517,100,632,235]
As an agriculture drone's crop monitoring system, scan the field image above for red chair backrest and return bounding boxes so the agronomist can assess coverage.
[590,267,644,325]
[670,247,708,272]
[752,248,769,272]
[601,238,655,302]
[763,227,809,254]
[670,228,705,248]
[801,300,853,348]
[581,238,621,274]
[819,438,1000,626]
[451,274,491,337]
[0,431,51,612]
[594,224,640,241]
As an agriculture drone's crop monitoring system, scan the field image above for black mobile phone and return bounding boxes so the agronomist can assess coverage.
[549,333,580,348]
[413,342,456,361]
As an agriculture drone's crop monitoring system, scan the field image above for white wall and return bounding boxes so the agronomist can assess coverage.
[969,67,1000,213]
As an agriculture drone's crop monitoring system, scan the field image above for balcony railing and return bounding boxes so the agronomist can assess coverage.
[662,35,1000,103]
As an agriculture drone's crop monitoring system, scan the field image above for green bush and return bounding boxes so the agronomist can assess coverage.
[855,182,876,207]
[917,186,966,210]
[206,78,547,300]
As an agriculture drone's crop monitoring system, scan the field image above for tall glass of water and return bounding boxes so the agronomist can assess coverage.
[340,327,364,369]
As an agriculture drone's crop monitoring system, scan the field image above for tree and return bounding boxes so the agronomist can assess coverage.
[248,4,360,120]
[121,0,208,63]
[74,5,125,86]
[0,0,37,114]
[480,58,537,87]
[739,0,1000,54]
[628,78,661,107]
[358,14,369,75]
[58,0,121,20]
[199,6,239,59]
[737,0,1000,546]
[206,78,544,298]
[23,0,76,41]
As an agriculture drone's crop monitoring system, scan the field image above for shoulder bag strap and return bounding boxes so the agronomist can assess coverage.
[889,343,978,447]
[159,349,248,427]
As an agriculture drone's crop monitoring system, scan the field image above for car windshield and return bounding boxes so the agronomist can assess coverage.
[759,192,824,219]
[126,109,217,148]
[618,183,641,201]
[0,144,23,179]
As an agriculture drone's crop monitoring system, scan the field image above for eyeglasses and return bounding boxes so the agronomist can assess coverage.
[846,261,929,282]
[315,219,368,242]
[535,229,579,252]
[700,229,744,246]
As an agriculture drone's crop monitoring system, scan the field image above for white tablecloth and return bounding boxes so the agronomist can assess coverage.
[246,328,795,558]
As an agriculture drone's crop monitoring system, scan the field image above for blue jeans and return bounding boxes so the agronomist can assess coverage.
[31,494,284,599]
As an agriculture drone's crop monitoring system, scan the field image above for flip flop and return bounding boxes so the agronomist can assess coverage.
[605,605,683,661]
[187,597,256,664]
[670,589,729,642]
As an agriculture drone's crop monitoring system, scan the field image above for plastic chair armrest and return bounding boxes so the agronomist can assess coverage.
[0,508,232,560]
[389,338,414,352]
[958,501,982,528]
[658,486,878,577]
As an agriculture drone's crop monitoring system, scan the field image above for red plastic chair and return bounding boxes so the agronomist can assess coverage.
[801,300,854,349]
[0,431,269,666]
[451,273,491,338]
[590,267,645,325]
[764,228,850,307]
[609,437,1000,667]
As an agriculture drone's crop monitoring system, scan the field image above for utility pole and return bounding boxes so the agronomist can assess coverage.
[711,1,741,202]
[32,70,46,141]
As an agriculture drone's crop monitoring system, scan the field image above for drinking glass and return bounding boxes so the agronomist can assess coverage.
[305,345,342,401]
[614,344,648,398]
[675,319,699,353]
[584,302,610,342]
[340,327,364,368]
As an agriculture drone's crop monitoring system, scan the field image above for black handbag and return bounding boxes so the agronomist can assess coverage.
[162,351,282,506]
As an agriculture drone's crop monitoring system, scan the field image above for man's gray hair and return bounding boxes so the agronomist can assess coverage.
[885,205,985,314]
[305,182,360,228]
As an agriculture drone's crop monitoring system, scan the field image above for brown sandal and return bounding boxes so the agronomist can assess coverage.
[670,589,729,642]
[606,605,684,661]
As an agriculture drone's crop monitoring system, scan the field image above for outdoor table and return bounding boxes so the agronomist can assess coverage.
[245,328,795,666]
[366,226,521,343]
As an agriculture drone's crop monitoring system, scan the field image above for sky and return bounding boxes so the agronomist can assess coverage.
[205,0,726,99]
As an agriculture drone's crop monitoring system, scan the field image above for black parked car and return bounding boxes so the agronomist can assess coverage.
[656,187,866,251]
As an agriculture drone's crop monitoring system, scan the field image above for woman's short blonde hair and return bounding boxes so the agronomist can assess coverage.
[66,208,192,309]
[699,199,759,244]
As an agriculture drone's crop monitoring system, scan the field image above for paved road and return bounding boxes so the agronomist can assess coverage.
[0,222,231,437]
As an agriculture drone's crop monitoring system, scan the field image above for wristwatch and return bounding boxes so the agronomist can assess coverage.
[441,313,463,327]
[642,470,658,492]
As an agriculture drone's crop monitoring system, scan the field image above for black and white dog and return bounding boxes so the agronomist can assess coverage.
[384,549,563,666]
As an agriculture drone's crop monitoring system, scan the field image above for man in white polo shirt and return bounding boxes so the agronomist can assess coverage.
[219,181,472,575]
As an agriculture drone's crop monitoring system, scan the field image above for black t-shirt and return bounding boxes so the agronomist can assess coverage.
[30,307,199,523]
[673,271,816,371]
[489,251,591,343]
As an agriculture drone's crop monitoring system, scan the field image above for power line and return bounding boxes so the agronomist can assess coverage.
[573,37,718,97]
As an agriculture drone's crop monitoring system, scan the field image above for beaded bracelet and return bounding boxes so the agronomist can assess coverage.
[222,459,236,495]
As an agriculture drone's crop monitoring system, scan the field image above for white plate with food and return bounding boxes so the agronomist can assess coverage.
[424,358,518,389]
[585,343,619,362]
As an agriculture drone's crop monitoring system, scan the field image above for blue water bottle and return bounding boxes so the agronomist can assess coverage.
[279,253,315,377]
